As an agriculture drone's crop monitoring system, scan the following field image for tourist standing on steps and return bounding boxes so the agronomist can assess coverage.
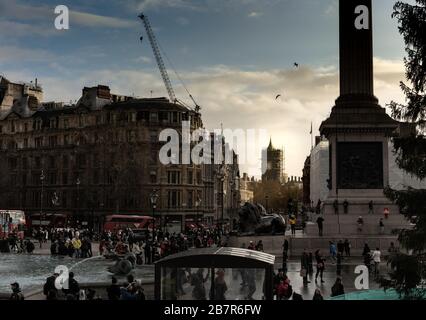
[343,200,349,214]
[344,239,351,257]
[289,215,297,236]
[329,241,337,263]
[283,238,289,254]
[315,250,325,283]
[300,250,310,285]
[368,201,374,214]
[371,247,381,277]
[363,243,372,272]
[316,216,324,237]
[337,240,344,258]
[333,200,339,215]
[379,219,385,235]
[357,216,364,233]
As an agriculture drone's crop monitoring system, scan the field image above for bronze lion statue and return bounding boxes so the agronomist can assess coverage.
[237,202,286,235]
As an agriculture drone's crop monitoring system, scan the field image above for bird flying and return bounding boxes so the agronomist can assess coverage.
[275,94,282,100]
[294,62,299,68]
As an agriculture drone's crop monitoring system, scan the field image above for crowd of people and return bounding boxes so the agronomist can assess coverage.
[98,226,226,265]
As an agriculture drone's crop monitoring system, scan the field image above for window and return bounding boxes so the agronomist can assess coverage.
[49,118,58,129]
[96,115,102,125]
[187,170,193,185]
[197,171,202,185]
[159,112,168,122]
[32,173,40,185]
[48,172,57,185]
[48,156,56,168]
[9,174,17,186]
[11,121,15,133]
[22,158,28,170]
[62,191,67,208]
[167,171,181,185]
[63,155,69,168]
[34,119,42,130]
[63,119,69,129]
[49,136,58,147]
[63,135,69,145]
[167,190,181,208]
[35,137,43,148]
[150,112,158,122]
[7,141,17,150]
[93,170,99,185]
[23,139,28,148]
[127,130,136,142]
[150,131,158,143]
[0,125,3,133]
[187,190,193,208]
[62,172,68,185]
[77,154,86,169]
[22,174,27,186]
[172,112,178,123]
[24,123,28,132]
[150,150,158,164]
[150,171,157,184]
[32,191,40,206]
[93,154,100,168]
[8,158,18,170]
[34,157,41,169]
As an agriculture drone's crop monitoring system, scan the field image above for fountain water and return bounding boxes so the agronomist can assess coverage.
[0,253,154,296]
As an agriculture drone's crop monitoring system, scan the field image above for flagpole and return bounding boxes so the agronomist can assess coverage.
[310,122,314,151]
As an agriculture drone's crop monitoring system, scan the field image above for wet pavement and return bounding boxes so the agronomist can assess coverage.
[1,241,387,300]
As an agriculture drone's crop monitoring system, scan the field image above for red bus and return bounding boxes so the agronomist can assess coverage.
[0,210,26,239]
[103,215,154,233]
[27,214,68,230]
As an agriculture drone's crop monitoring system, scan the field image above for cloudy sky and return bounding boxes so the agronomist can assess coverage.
[0,0,413,177]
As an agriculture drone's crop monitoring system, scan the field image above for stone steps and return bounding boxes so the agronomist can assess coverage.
[228,235,401,258]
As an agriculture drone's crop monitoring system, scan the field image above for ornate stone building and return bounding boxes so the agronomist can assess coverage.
[261,139,286,184]
[0,79,240,232]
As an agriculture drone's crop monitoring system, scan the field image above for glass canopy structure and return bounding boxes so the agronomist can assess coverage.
[154,247,276,301]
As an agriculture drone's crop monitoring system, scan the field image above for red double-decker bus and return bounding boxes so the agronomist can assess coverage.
[103,215,155,233]
[0,210,26,239]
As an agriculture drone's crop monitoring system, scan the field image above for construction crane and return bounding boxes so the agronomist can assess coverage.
[138,13,201,112]
[138,13,177,103]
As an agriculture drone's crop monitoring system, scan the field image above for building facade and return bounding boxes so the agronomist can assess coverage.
[240,173,254,205]
[0,79,240,232]
[261,139,286,184]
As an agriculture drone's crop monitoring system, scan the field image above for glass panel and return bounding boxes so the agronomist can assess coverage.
[161,267,266,301]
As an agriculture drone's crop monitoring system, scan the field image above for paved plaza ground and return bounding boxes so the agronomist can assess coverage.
[1,240,387,300]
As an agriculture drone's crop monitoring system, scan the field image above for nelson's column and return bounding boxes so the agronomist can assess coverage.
[311,0,409,236]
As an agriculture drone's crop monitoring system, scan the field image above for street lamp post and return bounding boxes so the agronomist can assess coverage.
[40,170,45,229]
[195,196,202,226]
[265,195,269,214]
[76,178,81,227]
[150,190,160,232]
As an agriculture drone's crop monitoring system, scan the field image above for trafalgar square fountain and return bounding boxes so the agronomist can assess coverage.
[0,253,155,299]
